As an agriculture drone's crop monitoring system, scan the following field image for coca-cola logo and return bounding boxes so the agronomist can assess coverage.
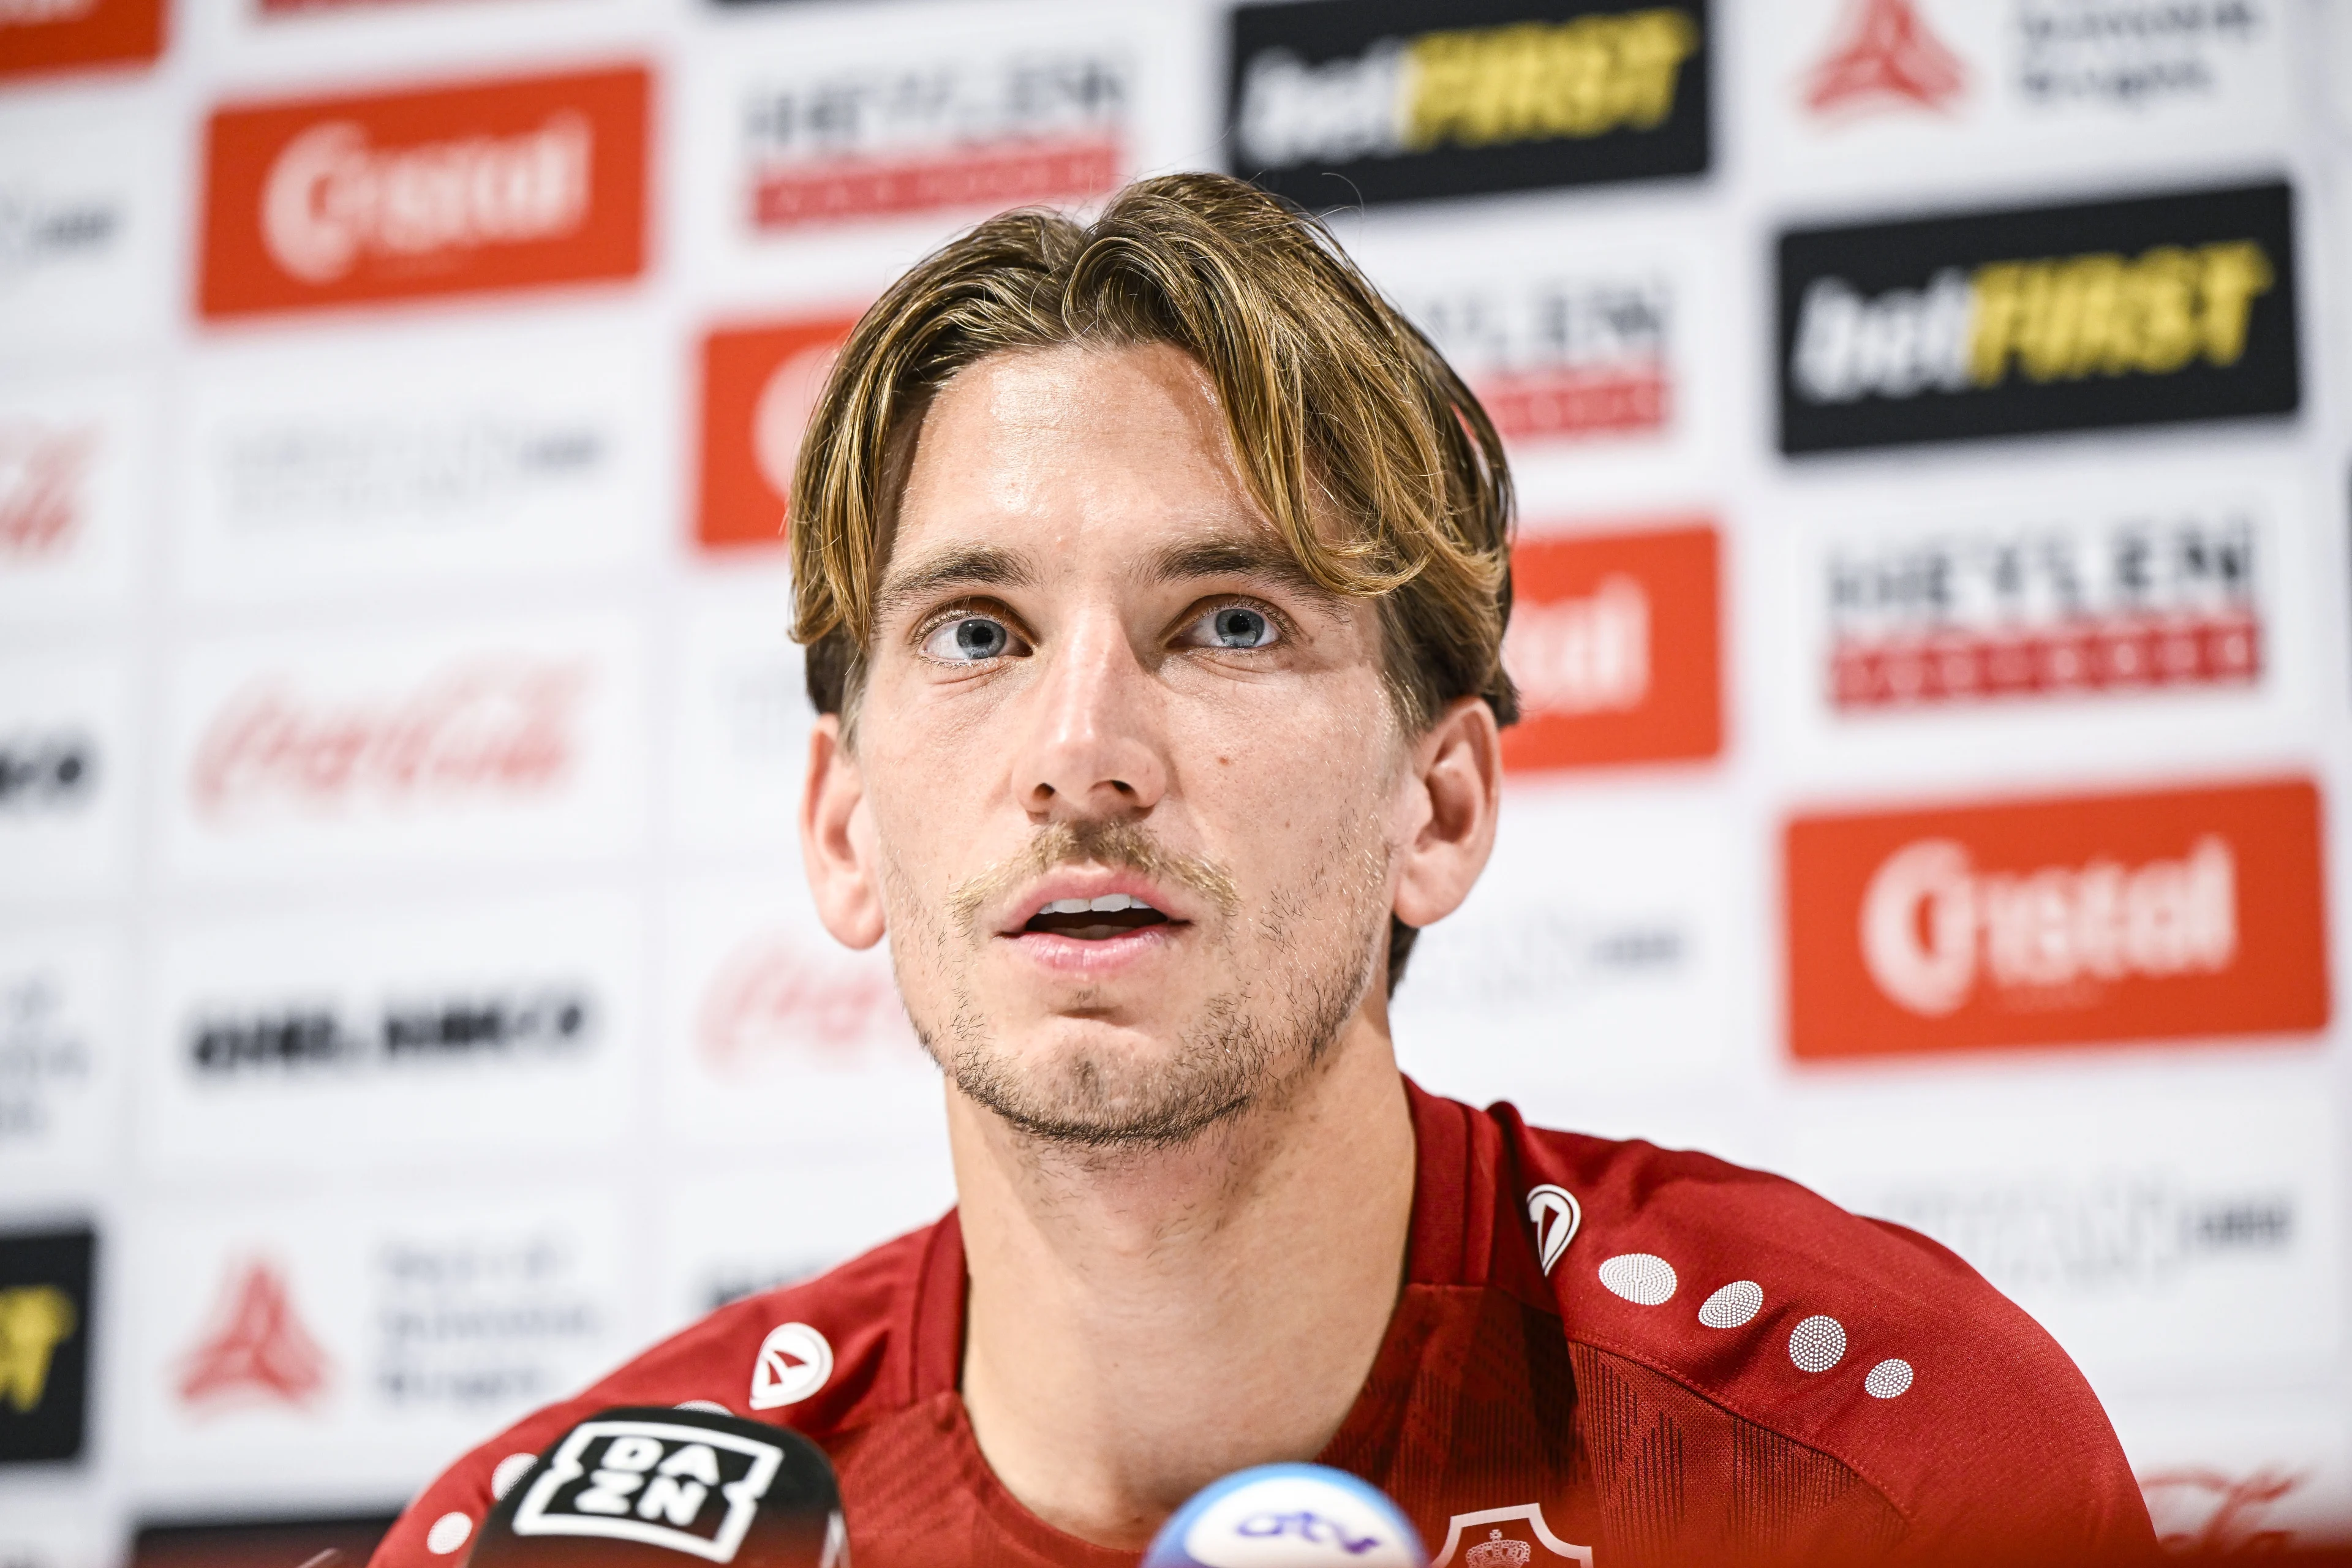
[189,658,586,821]
[260,113,590,285]
[0,423,92,557]
[696,933,904,1072]
[1862,835,2236,1016]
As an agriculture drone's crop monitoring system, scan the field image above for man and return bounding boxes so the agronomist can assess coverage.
[375,175,2154,1567]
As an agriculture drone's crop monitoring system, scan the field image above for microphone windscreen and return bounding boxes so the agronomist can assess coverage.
[465,1405,847,1567]
[1142,1462,1425,1568]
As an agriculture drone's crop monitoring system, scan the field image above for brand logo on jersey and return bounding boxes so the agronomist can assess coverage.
[0,1226,94,1463]
[747,1322,831,1411]
[200,65,647,320]
[696,314,859,552]
[1414,273,1671,445]
[742,52,1125,231]
[0,731,95,810]
[513,1417,786,1558]
[1229,0,1709,208]
[1804,0,1966,116]
[1786,778,2329,1058]
[1434,1503,1592,1567]
[1525,1185,1581,1275]
[178,1259,332,1411]
[1779,181,2298,453]
[189,657,586,821]
[0,423,92,558]
[1825,508,2262,710]
[0,0,161,79]
[1502,523,1720,772]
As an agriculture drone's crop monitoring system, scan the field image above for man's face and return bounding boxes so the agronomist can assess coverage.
[832,342,1412,1146]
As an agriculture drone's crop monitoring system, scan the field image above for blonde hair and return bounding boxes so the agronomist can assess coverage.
[789,170,1517,733]
[786,172,1518,990]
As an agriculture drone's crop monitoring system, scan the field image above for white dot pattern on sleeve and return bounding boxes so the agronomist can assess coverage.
[425,1512,473,1555]
[1787,1314,1846,1372]
[1597,1253,1678,1305]
[1865,1357,1915,1398]
[1697,1280,1763,1328]
[489,1452,536,1501]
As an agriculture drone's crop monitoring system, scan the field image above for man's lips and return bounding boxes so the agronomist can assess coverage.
[995,871,1190,943]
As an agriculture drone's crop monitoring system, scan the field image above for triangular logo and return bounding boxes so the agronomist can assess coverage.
[178,1259,331,1410]
[748,1321,833,1411]
[1804,0,1968,116]
[1525,1185,1581,1277]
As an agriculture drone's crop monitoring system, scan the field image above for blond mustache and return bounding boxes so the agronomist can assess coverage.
[948,819,1242,938]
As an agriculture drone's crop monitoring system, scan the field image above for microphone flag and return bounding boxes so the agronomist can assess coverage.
[466,1404,847,1567]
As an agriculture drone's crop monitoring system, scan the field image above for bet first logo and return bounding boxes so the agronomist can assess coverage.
[0,1225,94,1466]
[1777,181,2299,453]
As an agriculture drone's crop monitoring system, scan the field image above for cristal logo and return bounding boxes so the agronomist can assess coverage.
[1504,575,1648,717]
[190,657,586,820]
[0,0,97,24]
[261,112,590,284]
[1862,835,2236,1016]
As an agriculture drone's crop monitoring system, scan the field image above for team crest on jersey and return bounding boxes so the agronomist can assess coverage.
[748,1322,832,1411]
[1525,1185,1581,1276]
[1434,1504,1592,1567]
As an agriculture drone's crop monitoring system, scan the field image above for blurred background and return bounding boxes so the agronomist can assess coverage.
[1,0,2348,1559]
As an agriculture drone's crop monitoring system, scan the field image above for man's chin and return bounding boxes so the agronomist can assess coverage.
[935,1020,1275,1152]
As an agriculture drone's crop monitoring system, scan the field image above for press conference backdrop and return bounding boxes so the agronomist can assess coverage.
[1,0,2348,1558]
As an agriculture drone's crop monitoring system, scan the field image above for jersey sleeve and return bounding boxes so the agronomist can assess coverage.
[1504,1112,2158,1564]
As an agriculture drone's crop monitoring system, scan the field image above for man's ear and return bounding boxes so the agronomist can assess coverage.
[801,713,887,949]
[1391,695,1502,930]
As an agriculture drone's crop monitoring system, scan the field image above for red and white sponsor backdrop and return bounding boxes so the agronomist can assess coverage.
[1,0,2349,1556]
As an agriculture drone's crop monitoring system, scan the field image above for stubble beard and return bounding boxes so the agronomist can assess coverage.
[894,818,1391,1153]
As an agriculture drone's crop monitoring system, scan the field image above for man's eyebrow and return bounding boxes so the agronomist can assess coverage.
[1142,535,1339,603]
[873,543,1039,623]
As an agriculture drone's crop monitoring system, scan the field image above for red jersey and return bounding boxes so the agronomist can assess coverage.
[374,1082,2155,1566]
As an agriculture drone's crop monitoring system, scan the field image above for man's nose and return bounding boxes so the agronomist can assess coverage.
[1016,612,1167,820]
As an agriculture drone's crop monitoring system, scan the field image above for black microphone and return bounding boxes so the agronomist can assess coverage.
[464,1405,848,1567]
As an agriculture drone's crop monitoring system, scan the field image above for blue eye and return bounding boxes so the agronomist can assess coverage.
[1206,605,1275,649]
[922,615,1016,662]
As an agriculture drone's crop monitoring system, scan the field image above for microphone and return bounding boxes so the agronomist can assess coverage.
[1142,1462,1425,1567]
[463,1404,848,1567]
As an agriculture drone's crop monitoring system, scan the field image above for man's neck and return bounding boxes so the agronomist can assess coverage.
[950,1019,1418,1551]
